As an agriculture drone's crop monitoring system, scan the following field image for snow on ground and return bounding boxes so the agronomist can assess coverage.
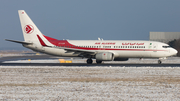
[1,56,180,100]
[0,66,179,100]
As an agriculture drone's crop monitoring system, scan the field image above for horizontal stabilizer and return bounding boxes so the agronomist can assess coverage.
[5,39,32,45]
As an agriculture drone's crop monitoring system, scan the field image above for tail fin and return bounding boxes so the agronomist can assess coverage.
[18,10,41,43]
[18,10,53,46]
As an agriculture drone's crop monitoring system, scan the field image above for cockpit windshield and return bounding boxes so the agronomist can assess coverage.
[162,46,171,48]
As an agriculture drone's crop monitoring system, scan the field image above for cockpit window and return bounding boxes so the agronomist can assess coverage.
[162,46,171,48]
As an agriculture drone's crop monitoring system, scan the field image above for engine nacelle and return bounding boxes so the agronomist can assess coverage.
[95,52,114,61]
[114,58,129,61]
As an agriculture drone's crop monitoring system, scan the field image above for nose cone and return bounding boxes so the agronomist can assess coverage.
[171,48,178,56]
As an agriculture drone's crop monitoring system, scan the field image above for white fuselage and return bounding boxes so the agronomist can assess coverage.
[24,40,177,59]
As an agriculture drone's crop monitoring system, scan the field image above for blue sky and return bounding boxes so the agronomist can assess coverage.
[1,0,180,50]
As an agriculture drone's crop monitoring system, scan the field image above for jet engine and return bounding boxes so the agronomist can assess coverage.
[95,52,114,61]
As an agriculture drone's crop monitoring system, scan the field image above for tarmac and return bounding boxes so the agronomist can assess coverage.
[0,54,180,67]
[0,63,180,67]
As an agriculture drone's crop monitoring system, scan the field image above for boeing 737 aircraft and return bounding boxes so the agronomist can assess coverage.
[6,10,178,64]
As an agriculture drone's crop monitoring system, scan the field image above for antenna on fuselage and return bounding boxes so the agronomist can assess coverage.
[98,37,103,41]
[98,37,101,40]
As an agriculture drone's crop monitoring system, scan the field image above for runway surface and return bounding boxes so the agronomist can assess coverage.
[0,54,61,61]
[0,54,180,67]
[0,63,180,67]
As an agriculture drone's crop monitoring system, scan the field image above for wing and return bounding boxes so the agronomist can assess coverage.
[55,47,97,56]
[65,48,96,55]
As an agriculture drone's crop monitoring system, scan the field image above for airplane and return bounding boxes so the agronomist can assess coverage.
[6,10,178,64]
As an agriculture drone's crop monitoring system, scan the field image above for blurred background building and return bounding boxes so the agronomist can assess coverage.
[149,32,180,43]
[149,32,180,56]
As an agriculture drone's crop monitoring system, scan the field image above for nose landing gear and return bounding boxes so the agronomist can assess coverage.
[158,57,167,64]
[158,60,162,64]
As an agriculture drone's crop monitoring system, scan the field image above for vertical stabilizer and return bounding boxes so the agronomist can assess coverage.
[18,10,42,43]
[18,10,53,46]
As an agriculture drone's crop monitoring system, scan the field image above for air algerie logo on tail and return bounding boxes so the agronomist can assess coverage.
[24,25,34,34]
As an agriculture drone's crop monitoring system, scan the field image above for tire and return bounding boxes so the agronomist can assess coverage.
[87,58,93,64]
[96,60,102,64]
[158,60,162,64]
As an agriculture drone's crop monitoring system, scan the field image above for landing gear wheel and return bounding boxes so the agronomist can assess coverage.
[158,60,162,64]
[96,60,102,64]
[87,58,93,64]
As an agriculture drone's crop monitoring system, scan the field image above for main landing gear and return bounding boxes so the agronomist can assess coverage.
[96,60,102,64]
[86,59,103,64]
[86,58,93,64]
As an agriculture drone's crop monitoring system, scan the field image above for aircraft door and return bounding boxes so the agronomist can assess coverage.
[149,43,157,57]
[153,43,157,52]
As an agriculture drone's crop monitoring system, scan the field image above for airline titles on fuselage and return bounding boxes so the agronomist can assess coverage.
[95,42,144,46]
[122,43,144,45]
[95,42,115,45]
